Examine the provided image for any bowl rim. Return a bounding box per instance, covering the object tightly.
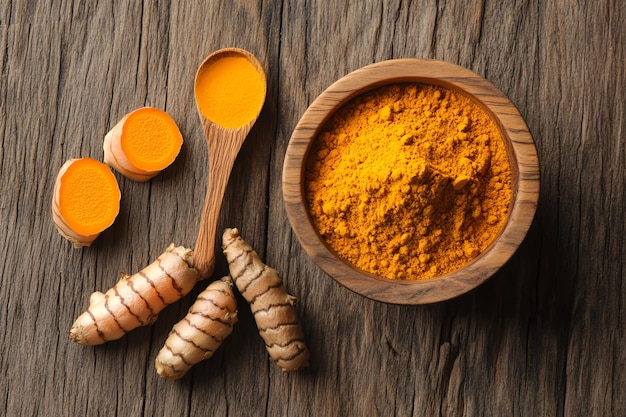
[282,58,540,305]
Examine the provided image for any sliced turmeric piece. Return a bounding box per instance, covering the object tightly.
[155,276,238,380]
[52,158,121,248]
[103,107,183,182]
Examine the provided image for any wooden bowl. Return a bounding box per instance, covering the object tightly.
[282,58,540,305]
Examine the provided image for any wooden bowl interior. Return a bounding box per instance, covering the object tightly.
[283,59,540,305]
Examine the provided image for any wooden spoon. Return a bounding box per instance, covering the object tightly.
[193,48,266,278]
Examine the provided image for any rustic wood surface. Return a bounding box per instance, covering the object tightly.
[1,1,624,416]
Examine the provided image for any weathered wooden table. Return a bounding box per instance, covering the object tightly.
[1,1,624,416]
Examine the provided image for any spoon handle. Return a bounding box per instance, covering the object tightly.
[193,123,248,278]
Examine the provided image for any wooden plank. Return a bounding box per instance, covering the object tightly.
[0,0,624,416]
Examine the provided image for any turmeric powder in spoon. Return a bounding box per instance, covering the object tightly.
[192,49,266,277]
[194,56,266,128]
[305,83,512,280]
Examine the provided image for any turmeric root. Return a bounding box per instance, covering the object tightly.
[103,107,183,182]
[155,276,238,380]
[222,228,310,372]
[52,158,121,248]
[69,244,201,345]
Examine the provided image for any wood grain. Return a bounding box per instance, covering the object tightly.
[1,0,624,416]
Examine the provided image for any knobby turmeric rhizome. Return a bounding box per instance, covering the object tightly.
[305,83,512,280]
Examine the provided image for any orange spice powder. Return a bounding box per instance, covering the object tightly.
[305,83,512,280]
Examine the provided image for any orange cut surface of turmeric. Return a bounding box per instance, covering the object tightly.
[120,108,183,171]
[195,56,266,128]
[58,158,121,236]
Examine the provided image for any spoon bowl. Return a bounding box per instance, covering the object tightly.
[193,48,266,278]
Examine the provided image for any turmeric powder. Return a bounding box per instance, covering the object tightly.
[194,56,266,128]
[305,83,512,280]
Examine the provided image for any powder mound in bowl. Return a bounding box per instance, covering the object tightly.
[304,83,512,280]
